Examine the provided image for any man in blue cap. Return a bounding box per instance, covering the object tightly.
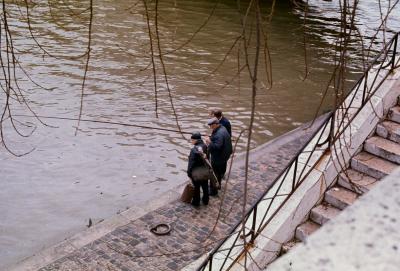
[205,117,232,196]
[210,109,232,137]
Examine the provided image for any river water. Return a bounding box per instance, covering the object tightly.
[0,0,399,268]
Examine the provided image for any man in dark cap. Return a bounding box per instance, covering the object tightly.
[187,132,209,206]
[205,117,232,196]
[210,109,232,137]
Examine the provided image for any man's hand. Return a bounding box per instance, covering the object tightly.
[205,136,211,145]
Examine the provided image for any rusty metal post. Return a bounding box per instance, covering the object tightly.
[250,206,258,244]
[391,34,398,72]
[328,115,335,148]
[292,158,298,191]
[362,72,368,105]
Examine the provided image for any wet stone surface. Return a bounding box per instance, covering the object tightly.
[39,127,318,271]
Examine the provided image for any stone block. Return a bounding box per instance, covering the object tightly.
[388,106,400,124]
[295,221,320,242]
[324,186,358,210]
[310,203,341,226]
[364,136,400,164]
[376,120,400,144]
[351,152,397,179]
[338,169,378,194]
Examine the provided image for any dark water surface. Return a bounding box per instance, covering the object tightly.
[0,0,399,268]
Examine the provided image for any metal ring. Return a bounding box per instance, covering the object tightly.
[150,223,171,236]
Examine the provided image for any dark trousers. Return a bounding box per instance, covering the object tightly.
[210,161,227,195]
[192,179,209,205]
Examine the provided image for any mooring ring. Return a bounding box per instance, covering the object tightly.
[150,223,171,236]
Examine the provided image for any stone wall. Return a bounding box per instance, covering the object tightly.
[267,167,400,271]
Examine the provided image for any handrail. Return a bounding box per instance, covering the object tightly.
[197,31,399,271]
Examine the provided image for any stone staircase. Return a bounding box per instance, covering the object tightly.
[280,98,400,255]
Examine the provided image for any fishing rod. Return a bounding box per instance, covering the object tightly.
[11,114,220,138]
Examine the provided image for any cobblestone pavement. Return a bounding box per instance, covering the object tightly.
[38,122,323,271]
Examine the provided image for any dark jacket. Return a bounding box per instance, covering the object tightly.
[187,140,208,178]
[219,116,232,137]
[208,125,232,164]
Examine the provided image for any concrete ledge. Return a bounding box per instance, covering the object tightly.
[8,189,180,271]
[239,63,400,270]
[268,167,400,271]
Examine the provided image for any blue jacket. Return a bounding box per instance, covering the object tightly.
[208,125,232,164]
[219,117,232,137]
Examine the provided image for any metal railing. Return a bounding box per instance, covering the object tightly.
[197,31,399,271]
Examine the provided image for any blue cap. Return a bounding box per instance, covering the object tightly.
[207,117,219,125]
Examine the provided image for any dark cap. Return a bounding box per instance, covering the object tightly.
[191,132,201,140]
[207,117,219,126]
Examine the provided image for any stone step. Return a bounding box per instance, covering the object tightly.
[364,136,400,164]
[310,203,341,226]
[280,239,300,255]
[351,152,397,179]
[388,106,400,124]
[295,221,320,242]
[398,95,400,106]
[338,169,378,194]
[376,121,400,144]
[324,186,358,210]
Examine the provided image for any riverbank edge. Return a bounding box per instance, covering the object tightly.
[8,114,329,271]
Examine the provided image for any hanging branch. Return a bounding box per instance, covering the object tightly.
[23,0,89,60]
[0,0,34,156]
[301,0,310,81]
[240,0,261,268]
[153,0,185,139]
[75,0,93,135]
[142,0,158,118]
[161,0,221,56]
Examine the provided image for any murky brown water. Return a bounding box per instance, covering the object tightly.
[0,0,399,268]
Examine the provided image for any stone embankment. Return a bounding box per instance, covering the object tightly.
[269,167,400,271]
[8,117,327,271]
[281,95,400,254]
